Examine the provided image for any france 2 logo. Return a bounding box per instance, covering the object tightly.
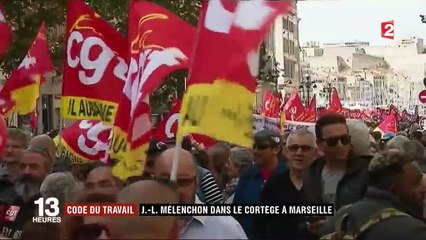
[381,20,394,40]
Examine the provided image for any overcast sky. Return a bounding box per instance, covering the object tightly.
[297,0,426,46]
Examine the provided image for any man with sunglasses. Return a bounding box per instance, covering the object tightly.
[304,113,369,234]
[154,147,247,239]
[233,129,287,239]
[253,129,318,240]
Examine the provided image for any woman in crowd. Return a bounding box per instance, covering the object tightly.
[223,147,253,204]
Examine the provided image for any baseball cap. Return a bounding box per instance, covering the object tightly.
[254,130,282,148]
[146,140,168,155]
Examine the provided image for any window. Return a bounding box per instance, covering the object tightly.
[289,21,294,33]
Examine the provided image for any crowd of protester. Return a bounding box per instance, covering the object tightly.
[0,113,425,239]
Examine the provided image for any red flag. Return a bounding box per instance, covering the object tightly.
[262,91,280,118]
[328,88,343,114]
[374,114,397,134]
[284,91,306,121]
[111,0,195,180]
[62,0,128,125]
[30,110,37,129]
[177,0,293,148]
[0,23,52,115]
[60,120,111,164]
[303,95,316,122]
[152,100,181,142]
[0,5,12,56]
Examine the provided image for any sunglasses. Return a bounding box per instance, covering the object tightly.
[321,134,351,147]
[74,223,109,240]
[287,145,314,152]
[155,176,196,187]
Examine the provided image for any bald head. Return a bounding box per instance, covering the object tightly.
[155,148,196,177]
[29,135,56,163]
[109,180,179,239]
[154,148,198,204]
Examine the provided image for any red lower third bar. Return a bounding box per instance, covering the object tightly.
[63,203,138,217]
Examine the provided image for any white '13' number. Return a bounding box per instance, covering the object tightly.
[77,120,111,159]
[34,197,60,217]
[67,31,127,85]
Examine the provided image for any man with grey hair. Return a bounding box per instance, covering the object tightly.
[347,120,374,161]
[254,129,317,239]
[0,146,54,239]
[402,140,426,172]
[40,171,77,215]
[386,135,410,152]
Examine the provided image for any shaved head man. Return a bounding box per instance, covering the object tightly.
[154,148,198,204]
[85,165,122,195]
[105,180,179,239]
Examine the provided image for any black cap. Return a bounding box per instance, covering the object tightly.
[254,129,282,147]
[146,140,168,155]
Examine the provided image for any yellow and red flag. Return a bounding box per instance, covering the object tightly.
[58,120,111,164]
[0,23,52,115]
[374,114,397,134]
[111,0,195,180]
[177,0,293,148]
[0,4,12,56]
[61,0,128,125]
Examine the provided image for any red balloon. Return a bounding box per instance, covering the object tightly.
[0,115,7,157]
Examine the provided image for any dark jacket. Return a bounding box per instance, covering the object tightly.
[233,161,287,239]
[253,170,317,240]
[319,187,426,240]
[304,155,369,211]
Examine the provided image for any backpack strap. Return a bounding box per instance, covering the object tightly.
[354,208,410,238]
[320,204,353,240]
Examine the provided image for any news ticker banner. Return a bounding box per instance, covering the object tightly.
[31,197,334,224]
[62,203,334,217]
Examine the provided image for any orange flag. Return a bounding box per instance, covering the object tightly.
[284,91,306,121]
[304,94,316,122]
[374,114,397,134]
[111,0,195,180]
[177,0,293,148]
[0,23,53,115]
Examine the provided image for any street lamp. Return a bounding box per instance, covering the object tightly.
[322,82,334,106]
[299,76,316,106]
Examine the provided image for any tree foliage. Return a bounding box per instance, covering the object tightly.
[0,0,201,111]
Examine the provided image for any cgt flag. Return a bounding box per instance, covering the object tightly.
[304,94,316,123]
[374,114,397,134]
[152,99,181,142]
[111,0,195,180]
[177,0,293,148]
[59,120,111,165]
[62,0,128,125]
[0,4,12,56]
[0,23,52,115]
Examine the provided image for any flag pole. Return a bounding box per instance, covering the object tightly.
[57,112,64,155]
[170,140,181,181]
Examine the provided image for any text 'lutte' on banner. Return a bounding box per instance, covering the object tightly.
[61,0,128,125]
[177,0,293,148]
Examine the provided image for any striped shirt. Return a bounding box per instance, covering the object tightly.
[200,171,224,204]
